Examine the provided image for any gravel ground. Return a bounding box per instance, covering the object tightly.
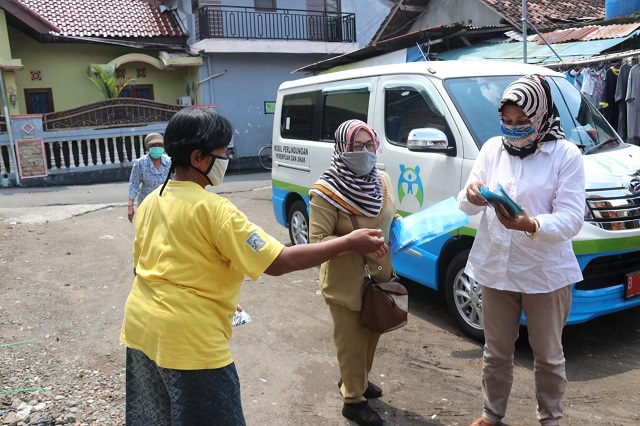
[3,188,640,426]
[1,358,124,426]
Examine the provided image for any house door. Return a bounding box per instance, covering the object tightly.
[306,0,342,41]
[24,88,54,114]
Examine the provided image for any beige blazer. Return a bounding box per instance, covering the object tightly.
[309,172,397,311]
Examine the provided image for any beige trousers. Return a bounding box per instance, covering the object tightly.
[481,285,572,426]
[329,303,381,404]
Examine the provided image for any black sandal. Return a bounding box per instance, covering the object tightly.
[338,378,383,399]
[342,401,384,426]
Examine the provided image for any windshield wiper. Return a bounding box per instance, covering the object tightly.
[584,138,619,155]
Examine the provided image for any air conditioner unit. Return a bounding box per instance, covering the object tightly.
[177,96,192,106]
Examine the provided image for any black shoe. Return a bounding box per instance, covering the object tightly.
[338,378,383,399]
[342,401,384,426]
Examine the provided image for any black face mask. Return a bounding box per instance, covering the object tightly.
[502,140,538,159]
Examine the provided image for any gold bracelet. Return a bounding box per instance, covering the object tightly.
[524,218,540,240]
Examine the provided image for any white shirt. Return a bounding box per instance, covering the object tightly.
[457,137,585,293]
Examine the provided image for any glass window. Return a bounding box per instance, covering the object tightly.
[443,77,505,148]
[444,76,620,151]
[548,76,619,151]
[118,84,154,100]
[255,0,276,10]
[384,86,453,147]
[281,92,316,140]
[321,91,369,140]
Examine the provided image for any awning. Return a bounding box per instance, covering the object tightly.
[0,57,23,70]
[158,51,203,67]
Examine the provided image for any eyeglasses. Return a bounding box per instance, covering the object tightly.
[349,140,380,152]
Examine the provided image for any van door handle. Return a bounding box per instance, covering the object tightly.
[406,249,422,257]
[376,162,386,171]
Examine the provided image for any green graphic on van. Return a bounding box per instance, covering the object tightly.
[398,165,424,207]
[593,156,628,173]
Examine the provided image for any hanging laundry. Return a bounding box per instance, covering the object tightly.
[616,62,632,140]
[602,66,619,128]
[626,64,640,140]
[581,67,607,108]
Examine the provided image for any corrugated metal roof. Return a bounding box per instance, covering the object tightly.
[16,0,184,38]
[531,23,640,44]
[434,33,637,64]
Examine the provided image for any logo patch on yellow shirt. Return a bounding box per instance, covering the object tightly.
[246,232,266,252]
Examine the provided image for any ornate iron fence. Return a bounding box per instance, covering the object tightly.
[195,5,356,43]
[0,99,209,184]
[42,98,183,130]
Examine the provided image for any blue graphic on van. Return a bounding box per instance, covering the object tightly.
[398,165,424,207]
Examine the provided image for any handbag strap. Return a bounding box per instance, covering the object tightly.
[349,214,372,279]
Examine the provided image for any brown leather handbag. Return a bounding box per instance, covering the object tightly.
[350,215,408,334]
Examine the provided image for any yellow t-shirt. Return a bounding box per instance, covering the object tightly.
[120,180,284,370]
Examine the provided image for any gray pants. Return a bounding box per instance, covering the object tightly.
[480,285,572,426]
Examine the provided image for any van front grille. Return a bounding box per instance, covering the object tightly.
[584,169,640,231]
[575,251,640,291]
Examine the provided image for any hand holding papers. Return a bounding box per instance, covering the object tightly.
[478,184,523,218]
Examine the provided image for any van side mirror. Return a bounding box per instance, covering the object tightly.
[407,128,451,152]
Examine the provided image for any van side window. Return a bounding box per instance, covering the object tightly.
[385,88,452,146]
[322,91,369,140]
[281,92,316,140]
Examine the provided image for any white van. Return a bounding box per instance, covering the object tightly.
[270,61,640,341]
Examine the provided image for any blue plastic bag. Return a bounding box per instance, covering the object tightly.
[390,197,469,254]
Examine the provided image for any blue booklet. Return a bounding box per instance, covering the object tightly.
[390,197,469,254]
[478,184,523,218]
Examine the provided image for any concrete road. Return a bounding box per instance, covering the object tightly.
[0,172,272,224]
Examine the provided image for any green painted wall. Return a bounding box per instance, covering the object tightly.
[8,26,200,113]
[0,10,12,59]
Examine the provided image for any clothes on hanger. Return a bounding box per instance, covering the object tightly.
[626,64,640,140]
[602,65,619,128]
[616,62,632,140]
[581,67,607,109]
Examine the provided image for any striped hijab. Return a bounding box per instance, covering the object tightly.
[499,74,564,157]
[309,119,383,217]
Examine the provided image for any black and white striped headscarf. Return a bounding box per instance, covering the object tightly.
[499,74,565,157]
[309,119,383,217]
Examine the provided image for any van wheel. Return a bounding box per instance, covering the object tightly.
[288,200,309,246]
[445,250,485,342]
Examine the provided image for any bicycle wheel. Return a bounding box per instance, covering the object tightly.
[258,145,272,170]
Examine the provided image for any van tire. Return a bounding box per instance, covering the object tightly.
[288,200,309,246]
[444,250,485,342]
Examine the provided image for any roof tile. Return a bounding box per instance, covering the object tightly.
[481,0,605,29]
[16,0,183,39]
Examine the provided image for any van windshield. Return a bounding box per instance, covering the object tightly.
[444,75,621,153]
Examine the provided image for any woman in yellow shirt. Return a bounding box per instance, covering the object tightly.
[120,108,385,426]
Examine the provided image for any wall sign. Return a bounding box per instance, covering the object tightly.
[264,101,276,114]
[15,138,48,178]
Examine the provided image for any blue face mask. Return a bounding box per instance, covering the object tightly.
[149,147,164,159]
[500,123,536,148]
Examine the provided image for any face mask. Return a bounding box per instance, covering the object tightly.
[341,151,377,176]
[148,147,164,159]
[500,123,536,148]
[206,157,229,186]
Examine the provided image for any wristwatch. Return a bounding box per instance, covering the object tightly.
[524,217,540,240]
